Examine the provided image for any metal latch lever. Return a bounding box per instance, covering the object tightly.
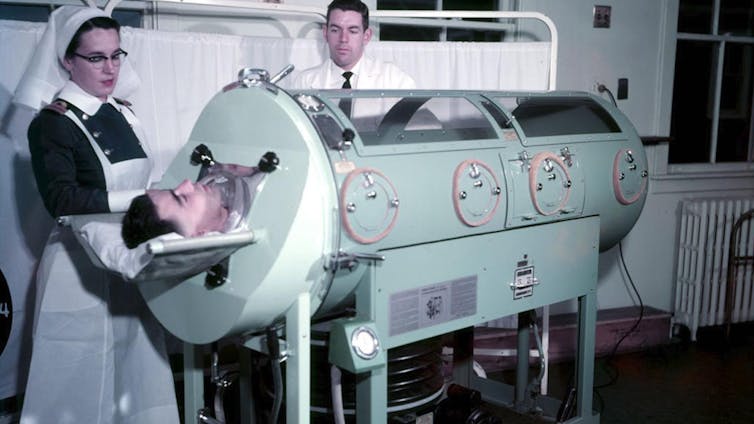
[328,251,385,271]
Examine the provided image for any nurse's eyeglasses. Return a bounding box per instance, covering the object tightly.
[72,49,128,69]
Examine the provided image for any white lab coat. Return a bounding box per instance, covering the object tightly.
[292,56,416,130]
[292,55,416,90]
[20,85,179,424]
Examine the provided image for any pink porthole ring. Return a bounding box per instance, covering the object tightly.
[528,151,572,216]
[613,148,647,205]
[339,167,399,244]
[452,159,502,227]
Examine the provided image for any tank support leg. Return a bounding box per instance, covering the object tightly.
[184,342,205,424]
[575,291,597,420]
[286,292,311,424]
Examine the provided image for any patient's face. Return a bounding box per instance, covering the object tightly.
[148,179,228,236]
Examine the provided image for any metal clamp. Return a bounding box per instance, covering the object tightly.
[518,150,532,170]
[238,68,270,87]
[327,250,386,272]
[560,147,574,167]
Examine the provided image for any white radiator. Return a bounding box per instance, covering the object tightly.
[674,197,754,340]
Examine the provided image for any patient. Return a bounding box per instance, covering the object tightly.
[122,163,263,248]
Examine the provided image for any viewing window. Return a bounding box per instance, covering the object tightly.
[330,95,497,145]
[504,96,621,137]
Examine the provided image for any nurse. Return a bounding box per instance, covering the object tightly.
[17,6,179,424]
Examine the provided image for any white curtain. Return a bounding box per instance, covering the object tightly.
[0,18,551,399]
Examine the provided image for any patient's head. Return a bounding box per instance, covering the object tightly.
[122,179,228,248]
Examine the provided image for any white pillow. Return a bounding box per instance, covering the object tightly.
[75,216,242,283]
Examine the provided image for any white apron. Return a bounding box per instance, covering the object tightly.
[21,106,179,424]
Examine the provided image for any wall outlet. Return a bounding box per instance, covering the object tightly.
[593,79,605,93]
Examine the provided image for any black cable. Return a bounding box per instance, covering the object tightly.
[597,84,617,107]
[594,240,645,390]
[556,225,646,420]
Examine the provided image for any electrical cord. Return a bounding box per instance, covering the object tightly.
[597,84,617,107]
[594,240,645,390]
[556,240,645,421]
[528,310,546,399]
[266,327,283,424]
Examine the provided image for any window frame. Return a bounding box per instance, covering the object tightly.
[669,1,754,172]
[376,0,516,42]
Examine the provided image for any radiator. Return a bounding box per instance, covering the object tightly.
[674,197,754,340]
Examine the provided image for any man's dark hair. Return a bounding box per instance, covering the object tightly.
[327,0,369,29]
[121,194,178,249]
[65,16,122,60]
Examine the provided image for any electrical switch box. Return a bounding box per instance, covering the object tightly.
[617,78,628,99]
[593,5,611,28]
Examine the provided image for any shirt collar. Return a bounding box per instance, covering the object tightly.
[57,80,119,116]
[329,57,364,86]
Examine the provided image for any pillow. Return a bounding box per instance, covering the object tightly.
[73,213,246,283]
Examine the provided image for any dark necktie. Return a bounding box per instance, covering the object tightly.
[339,71,353,117]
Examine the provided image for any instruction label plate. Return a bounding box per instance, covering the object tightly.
[389,275,477,336]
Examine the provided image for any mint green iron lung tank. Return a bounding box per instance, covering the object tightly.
[140,70,648,344]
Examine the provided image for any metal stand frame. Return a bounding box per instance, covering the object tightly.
[182,218,601,423]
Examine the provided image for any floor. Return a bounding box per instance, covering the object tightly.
[4,324,751,424]
[182,321,754,424]
[487,322,754,424]
[592,323,754,424]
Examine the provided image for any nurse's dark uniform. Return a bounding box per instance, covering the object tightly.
[22,80,179,424]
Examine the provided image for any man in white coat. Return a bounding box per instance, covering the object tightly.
[293,0,416,129]
[293,0,415,90]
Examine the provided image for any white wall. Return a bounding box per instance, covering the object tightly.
[518,0,675,136]
[518,0,754,315]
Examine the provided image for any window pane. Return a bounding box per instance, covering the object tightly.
[377,0,501,41]
[377,0,435,9]
[444,0,497,10]
[446,29,501,42]
[442,0,501,41]
[377,0,438,41]
[669,40,716,163]
[0,5,142,27]
[677,0,714,34]
[719,0,754,36]
[113,10,144,28]
[0,5,50,22]
[379,25,441,41]
[716,43,752,162]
